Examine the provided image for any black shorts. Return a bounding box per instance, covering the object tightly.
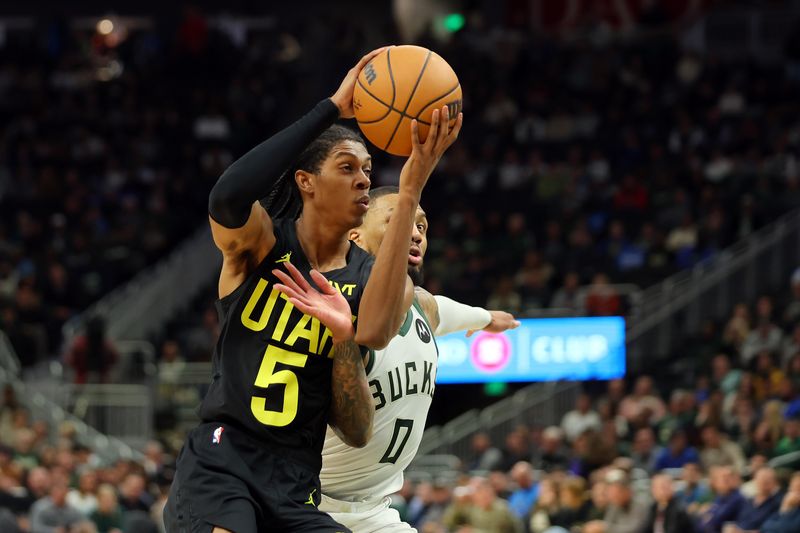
[164,422,349,533]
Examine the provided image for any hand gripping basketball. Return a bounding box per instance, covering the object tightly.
[331,46,391,119]
[272,262,355,344]
[399,105,463,200]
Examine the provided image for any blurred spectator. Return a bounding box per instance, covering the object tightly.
[89,484,123,533]
[499,429,531,472]
[66,470,98,516]
[550,476,591,531]
[30,478,83,533]
[488,471,513,500]
[549,272,583,313]
[761,472,800,533]
[157,341,185,388]
[657,390,695,444]
[741,319,783,368]
[407,481,433,528]
[711,354,742,396]
[442,477,521,533]
[676,463,713,511]
[697,465,745,533]
[733,467,783,531]
[63,317,119,384]
[773,417,800,456]
[583,274,621,317]
[508,461,539,520]
[487,277,522,315]
[142,442,166,483]
[700,426,747,474]
[654,429,700,471]
[723,304,751,353]
[532,427,569,473]
[630,427,663,473]
[619,376,667,426]
[527,477,558,533]
[466,432,502,472]
[644,473,695,533]
[603,469,650,533]
[561,393,602,443]
[587,480,609,521]
[117,474,152,514]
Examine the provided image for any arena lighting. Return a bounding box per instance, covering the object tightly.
[442,13,465,32]
[435,316,626,383]
[96,18,114,35]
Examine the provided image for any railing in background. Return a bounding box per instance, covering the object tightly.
[62,225,220,343]
[627,208,800,373]
[68,384,153,448]
[417,382,580,460]
[0,334,143,463]
[0,331,20,378]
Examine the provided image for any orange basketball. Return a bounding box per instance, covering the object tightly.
[353,45,462,156]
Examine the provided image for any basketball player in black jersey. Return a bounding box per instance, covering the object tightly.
[164,46,463,533]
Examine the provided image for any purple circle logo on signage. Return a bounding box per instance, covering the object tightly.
[470,332,511,373]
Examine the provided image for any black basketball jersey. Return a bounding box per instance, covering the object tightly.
[199,218,374,472]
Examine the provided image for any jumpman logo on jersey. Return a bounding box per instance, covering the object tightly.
[275,251,292,263]
[304,488,317,506]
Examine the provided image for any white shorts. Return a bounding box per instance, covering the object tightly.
[320,494,417,533]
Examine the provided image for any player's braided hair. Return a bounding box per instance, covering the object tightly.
[262,125,366,219]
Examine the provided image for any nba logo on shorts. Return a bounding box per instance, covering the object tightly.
[212,426,224,444]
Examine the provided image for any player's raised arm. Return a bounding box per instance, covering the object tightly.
[209,47,388,298]
[415,288,520,337]
[355,106,463,349]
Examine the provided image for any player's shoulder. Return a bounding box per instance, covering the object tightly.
[348,241,375,275]
[413,287,440,332]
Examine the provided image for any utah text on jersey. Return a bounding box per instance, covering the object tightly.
[239,277,357,359]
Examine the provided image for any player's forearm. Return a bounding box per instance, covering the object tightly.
[355,193,417,348]
[208,99,339,228]
[329,339,373,448]
[434,295,492,336]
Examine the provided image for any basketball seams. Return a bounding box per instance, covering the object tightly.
[387,47,397,108]
[354,46,460,155]
[383,51,432,151]
[412,82,461,119]
[355,78,393,124]
[356,78,393,109]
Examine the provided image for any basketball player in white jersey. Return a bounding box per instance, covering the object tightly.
[316,185,519,532]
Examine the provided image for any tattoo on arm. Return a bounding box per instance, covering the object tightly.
[329,339,374,448]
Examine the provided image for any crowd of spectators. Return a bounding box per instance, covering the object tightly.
[6,267,800,532]
[383,266,800,533]
[3,4,800,533]
[3,4,800,371]
[0,385,172,533]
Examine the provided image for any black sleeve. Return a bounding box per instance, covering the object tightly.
[208,98,340,228]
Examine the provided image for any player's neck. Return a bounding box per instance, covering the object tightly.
[294,214,351,272]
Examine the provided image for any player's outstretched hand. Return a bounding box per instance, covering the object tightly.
[466,310,521,338]
[272,262,355,344]
[401,105,463,200]
[331,46,391,118]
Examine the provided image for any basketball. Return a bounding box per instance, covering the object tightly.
[353,45,462,156]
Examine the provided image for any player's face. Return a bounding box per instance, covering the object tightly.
[351,193,428,284]
[300,140,372,228]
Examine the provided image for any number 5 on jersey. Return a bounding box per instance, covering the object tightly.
[251,345,308,427]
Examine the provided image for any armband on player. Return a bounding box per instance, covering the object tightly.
[433,295,492,336]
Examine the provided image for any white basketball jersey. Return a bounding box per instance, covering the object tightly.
[320,299,438,502]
